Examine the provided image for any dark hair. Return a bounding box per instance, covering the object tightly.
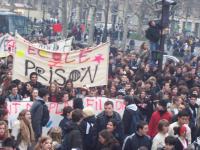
[104,101,114,107]
[158,119,169,132]
[72,109,83,122]
[165,136,176,145]
[124,96,135,105]
[10,83,18,90]
[107,119,117,128]
[2,137,17,148]
[136,121,148,131]
[177,110,189,118]
[30,72,38,79]
[62,106,73,116]
[189,94,197,99]
[73,98,83,109]
[0,108,8,120]
[99,129,118,145]
[173,126,181,136]
[38,88,49,98]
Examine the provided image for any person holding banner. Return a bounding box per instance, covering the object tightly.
[48,82,61,103]
[27,72,43,90]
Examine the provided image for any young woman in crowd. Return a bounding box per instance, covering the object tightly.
[34,136,53,150]
[1,71,12,96]
[22,82,34,98]
[151,119,169,150]
[30,88,39,101]
[106,119,124,145]
[48,82,61,102]
[169,96,185,115]
[174,125,188,150]
[98,129,121,150]
[139,42,150,64]
[0,121,9,148]
[11,109,35,150]
[47,127,62,150]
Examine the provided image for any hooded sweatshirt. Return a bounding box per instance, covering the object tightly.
[122,104,143,137]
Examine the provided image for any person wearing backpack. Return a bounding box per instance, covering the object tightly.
[80,107,96,150]
[122,96,144,137]
[30,88,50,141]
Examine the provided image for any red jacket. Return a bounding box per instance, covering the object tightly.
[148,111,172,138]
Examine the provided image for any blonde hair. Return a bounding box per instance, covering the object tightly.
[47,127,62,144]
[0,121,9,139]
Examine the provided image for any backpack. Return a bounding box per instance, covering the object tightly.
[129,109,141,134]
[84,122,95,149]
[32,100,50,126]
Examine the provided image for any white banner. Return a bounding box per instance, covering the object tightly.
[0,34,15,57]
[13,35,109,87]
[33,38,72,52]
[7,97,125,133]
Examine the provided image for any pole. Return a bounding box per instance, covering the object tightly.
[102,0,110,43]
[88,0,98,46]
[158,0,165,71]
[62,0,68,38]
[122,0,128,50]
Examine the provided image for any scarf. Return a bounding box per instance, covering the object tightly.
[19,120,35,145]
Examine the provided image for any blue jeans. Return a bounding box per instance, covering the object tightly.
[149,42,159,64]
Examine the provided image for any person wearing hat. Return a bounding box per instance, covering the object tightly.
[80,107,96,150]
[148,99,172,138]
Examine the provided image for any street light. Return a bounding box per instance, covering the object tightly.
[157,0,176,70]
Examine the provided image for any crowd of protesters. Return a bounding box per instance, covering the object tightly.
[1,21,200,150]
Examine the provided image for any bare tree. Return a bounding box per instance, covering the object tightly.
[88,0,99,46]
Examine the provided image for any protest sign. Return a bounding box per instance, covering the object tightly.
[16,33,72,52]
[7,97,125,133]
[33,37,72,52]
[13,35,109,87]
[0,34,15,57]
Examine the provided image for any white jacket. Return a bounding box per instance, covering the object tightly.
[168,122,191,144]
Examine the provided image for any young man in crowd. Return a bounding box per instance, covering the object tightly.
[61,109,83,150]
[94,101,123,135]
[122,96,143,137]
[30,88,50,141]
[148,100,172,138]
[27,72,43,89]
[6,84,22,101]
[94,101,124,149]
[122,121,151,150]
[168,110,191,144]
[185,94,199,142]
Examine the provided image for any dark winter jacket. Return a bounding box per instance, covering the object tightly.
[59,116,71,138]
[94,111,124,149]
[174,138,188,150]
[30,98,50,140]
[122,104,143,137]
[95,111,123,135]
[122,132,151,150]
[80,116,96,150]
[61,121,83,150]
[146,26,160,43]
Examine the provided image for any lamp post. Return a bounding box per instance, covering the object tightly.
[157,0,177,70]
